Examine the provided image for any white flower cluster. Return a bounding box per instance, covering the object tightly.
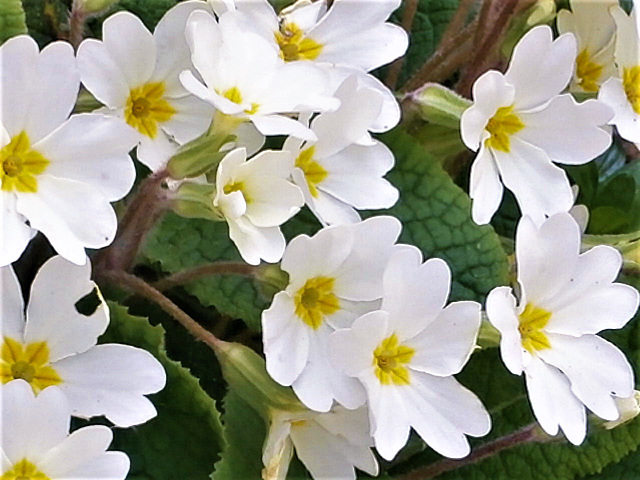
[1,0,640,479]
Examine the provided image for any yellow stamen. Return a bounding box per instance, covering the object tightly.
[575,49,603,93]
[0,132,49,193]
[0,337,62,394]
[373,333,415,386]
[1,458,50,480]
[295,146,328,198]
[518,303,552,354]
[124,82,176,139]
[293,276,340,329]
[220,87,260,115]
[623,66,640,115]
[274,21,323,62]
[485,105,525,153]
[223,180,251,204]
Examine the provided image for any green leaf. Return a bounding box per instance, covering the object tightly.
[143,215,268,331]
[102,302,224,480]
[582,450,640,479]
[391,0,460,87]
[22,0,69,46]
[380,128,510,302]
[212,389,266,480]
[0,0,27,43]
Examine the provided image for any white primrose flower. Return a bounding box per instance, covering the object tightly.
[181,9,337,141]
[460,25,613,226]
[0,35,139,266]
[211,0,408,132]
[329,246,491,461]
[0,256,167,427]
[213,148,304,265]
[263,405,378,480]
[556,0,618,93]
[77,3,216,171]
[1,380,129,480]
[284,76,399,226]
[486,213,639,445]
[262,216,402,412]
[599,2,640,144]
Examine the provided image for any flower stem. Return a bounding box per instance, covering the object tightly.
[153,261,259,291]
[384,0,420,89]
[68,0,89,49]
[396,423,550,480]
[98,269,223,350]
[94,169,171,273]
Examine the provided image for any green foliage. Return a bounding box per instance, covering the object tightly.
[22,0,69,46]
[212,389,267,480]
[0,0,27,43]
[380,128,510,302]
[102,302,224,480]
[391,0,461,87]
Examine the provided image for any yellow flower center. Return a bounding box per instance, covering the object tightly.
[223,180,251,203]
[1,459,50,480]
[518,303,552,354]
[0,337,62,394]
[373,333,415,386]
[295,146,328,198]
[623,66,640,115]
[0,132,49,193]
[220,87,260,115]
[274,21,323,62]
[124,82,176,139]
[575,49,603,93]
[293,276,340,329]
[484,105,525,153]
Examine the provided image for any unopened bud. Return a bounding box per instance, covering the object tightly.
[171,181,223,222]
[256,264,290,301]
[75,0,120,14]
[603,391,640,430]
[167,134,230,180]
[411,83,471,130]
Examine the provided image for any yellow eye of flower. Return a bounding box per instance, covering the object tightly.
[293,276,340,329]
[575,49,603,93]
[0,132,49,193]
[223,180,251,204]
[220,87,260,115]
[518,303,552,354]
[295,146,328,198]
[373,333,415,386]
[274,21,323,62]
[124,82,176,139]
[1,458,50,480]
[0,337,62,394]
[623,66,640,115]
[485,105,525,153]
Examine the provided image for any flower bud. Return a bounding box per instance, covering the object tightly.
[214,340,305,415]
[74,0,120,14]
[603,391,640,430]
[411,83,471,130]
[171,181,223,222]
[255,264,290,301]
[167,134,230,180]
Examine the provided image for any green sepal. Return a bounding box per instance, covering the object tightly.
[411,83,471,129]
[172,181,223,222]
[168,134,232,180]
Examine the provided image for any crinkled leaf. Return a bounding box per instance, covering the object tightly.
[380,128,510,302]
[101,302,224,480]
[0,0,27,43]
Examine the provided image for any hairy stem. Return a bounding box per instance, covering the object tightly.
[397,423,549,480]
[455,0,522,97]
[68,0,88,49]
[153,261,259,291]
[99,269,222,350]
[94,170,171,273]
[384,0,420,89]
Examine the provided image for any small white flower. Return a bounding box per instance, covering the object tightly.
[262,216,402,412]
[77,4,216,171]
[0,256,167,427]
[329,246,490,461]
[213,0,407,132]
[263,405,378,480]
[0,35,139,266]
[284,76,399,226]
[461,25,613,225]
[214,148,304,265]
[486,213,639,445]
[0,380,130,479]
[599,2,640,144]
[556,0,618,93]
[181,9,337,141]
